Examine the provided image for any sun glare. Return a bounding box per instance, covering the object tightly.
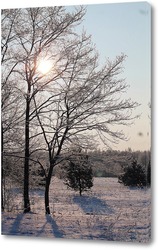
[38,59,52,75]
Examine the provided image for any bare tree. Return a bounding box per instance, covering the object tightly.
[32,32,138,214]
[1,6,86,212]
[2,6,139,215]
[1,9,25,211]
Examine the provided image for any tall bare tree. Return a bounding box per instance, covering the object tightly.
[1,6,86,212]
[33,32,138,214]
[1,9,25,211]
[2,6,139,215]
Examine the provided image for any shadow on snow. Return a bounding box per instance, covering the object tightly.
[9,213,24,235]
[7,213,64,238]
[45,214,64,238]
[73,195,114,215]
[36,214,64,238]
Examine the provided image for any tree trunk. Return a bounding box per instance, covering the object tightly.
[79,177,82,196]
[44,128,68,214]
[24,96,31,213]
[45,178,50,214]
[79,188,82,196]
[44,161,54,214]
[1,124,4,211]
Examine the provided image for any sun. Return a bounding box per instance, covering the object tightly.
[37,59,52,75]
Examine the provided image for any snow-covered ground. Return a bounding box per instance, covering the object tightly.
[1,177,151,242]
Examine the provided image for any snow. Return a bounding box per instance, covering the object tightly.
[1,177,151,242]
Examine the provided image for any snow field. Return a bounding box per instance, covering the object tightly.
[1,177,151,242]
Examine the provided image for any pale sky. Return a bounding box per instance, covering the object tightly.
[1,1,151,151]
[68,2,151,151]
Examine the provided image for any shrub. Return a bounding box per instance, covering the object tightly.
[118,160,147,187]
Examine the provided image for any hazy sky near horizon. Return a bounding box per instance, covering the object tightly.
[69,2,151,151]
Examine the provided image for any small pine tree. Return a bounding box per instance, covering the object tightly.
[118,159,147,187]
[64,154,93,196]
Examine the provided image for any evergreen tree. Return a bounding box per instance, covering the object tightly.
[64,154,93,196]
[118,160,147,187]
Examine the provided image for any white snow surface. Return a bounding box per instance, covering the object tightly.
[1,177,151,242]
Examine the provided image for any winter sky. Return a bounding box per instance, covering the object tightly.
[1,1,151,151]
[86,2,151,151]
[68,1,151,151]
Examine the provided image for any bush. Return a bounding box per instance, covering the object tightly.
[118,160,147,187]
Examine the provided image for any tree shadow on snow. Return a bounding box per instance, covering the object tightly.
[36,215,64,238]
[9,213,24,235]
[73,195,114,215]
[45,215,64,238]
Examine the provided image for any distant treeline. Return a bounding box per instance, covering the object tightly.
[3,149,151,187]
[88,149,151,178]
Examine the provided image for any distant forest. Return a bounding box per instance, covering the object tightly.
[88,149,150,178]
[53,149,151,179]
[3,149,150,188]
